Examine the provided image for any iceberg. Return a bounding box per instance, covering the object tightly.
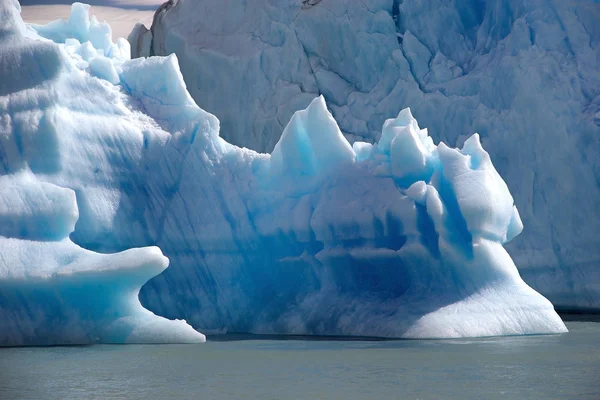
[131,0,600,311]
[0,1,566,344]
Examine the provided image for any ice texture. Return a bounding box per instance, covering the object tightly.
[0,1,567,342]
[131,0,600,310]
[0,1,204,346]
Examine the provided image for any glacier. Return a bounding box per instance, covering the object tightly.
[130,0,600,311]
[0,1,567,345]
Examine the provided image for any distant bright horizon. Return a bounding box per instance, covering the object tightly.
[19,0,162,39]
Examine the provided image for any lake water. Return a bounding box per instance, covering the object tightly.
[1,320,599,400]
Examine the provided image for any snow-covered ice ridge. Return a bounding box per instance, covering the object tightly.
[131,0,600,311]
[0,1,567,345]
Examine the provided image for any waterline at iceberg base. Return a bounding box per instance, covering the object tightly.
[0,2,566,345]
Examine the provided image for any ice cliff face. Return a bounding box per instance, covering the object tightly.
[1,2,567,343]
[131,0,600,310]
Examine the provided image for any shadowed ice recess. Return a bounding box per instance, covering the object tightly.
[0,2,566,345]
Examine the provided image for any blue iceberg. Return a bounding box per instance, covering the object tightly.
[0,2,566,345]
[131,0,600,311]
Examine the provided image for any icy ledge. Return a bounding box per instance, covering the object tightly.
[0,2,566,342]
[0,174,205,346]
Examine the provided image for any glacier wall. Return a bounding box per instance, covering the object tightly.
[131,0,600,310]
[0,1,567,341]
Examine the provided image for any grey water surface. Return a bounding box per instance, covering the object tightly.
[1,321,599,400]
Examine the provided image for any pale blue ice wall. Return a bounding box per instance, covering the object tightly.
[133,0,600,310]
